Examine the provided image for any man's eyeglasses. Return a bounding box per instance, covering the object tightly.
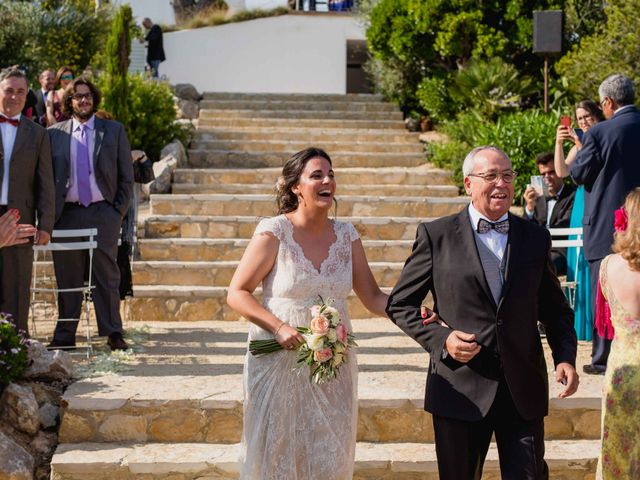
[71,93,92,101]
[600,97,610,109]
[468,171,518,184]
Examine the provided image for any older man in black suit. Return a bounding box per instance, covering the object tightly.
[570,74,640,375]
[0,67,55,335]
[387,146,578,480]
[47,78,133,351]
[523,152,576,275]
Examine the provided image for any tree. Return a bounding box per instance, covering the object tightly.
[556,0,639,100]
[102,4,133,126]
[365,0,562,115]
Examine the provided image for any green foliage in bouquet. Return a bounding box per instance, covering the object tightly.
[0,313,30,388]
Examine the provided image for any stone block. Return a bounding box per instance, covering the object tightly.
[98,414,147,442]
[205,410,242,443]
[160,141,187,168]
[148,409,206,441]
[0,431,34,480]
[58,412,94,443]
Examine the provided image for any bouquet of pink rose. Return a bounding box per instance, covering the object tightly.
[249,297,357,384]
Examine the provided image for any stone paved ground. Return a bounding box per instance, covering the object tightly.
[50,319,602,479]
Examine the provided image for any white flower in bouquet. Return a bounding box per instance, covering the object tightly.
[306,333,325,351]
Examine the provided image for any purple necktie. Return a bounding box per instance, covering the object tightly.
[76,124,92,207]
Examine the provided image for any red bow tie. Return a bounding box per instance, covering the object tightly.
[0,116,19,127]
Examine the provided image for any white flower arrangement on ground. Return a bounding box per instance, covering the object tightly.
[249,296,357,384]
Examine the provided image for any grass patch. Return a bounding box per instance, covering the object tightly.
[163,6,290,32]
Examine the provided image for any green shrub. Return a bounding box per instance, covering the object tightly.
[0,313,30,388]
[125,75,189,161]
[472,109,559,202]
[429,109,559,203]
[416,75,455,122]
[451,58,534,121]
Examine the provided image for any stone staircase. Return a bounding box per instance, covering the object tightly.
[50,93,601,479]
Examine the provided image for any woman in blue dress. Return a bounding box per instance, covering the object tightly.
[554,100,605,340]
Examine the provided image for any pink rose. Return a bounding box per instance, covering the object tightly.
[314,347,333,363]
[310,316,329,335]
[336,323,348,343]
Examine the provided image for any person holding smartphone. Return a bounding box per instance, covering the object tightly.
[553,101,605,345]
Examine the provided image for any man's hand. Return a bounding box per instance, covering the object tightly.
[445,330,481,363]
[555,362,579,398]
[523,185,539,214]
[34,230,50,246]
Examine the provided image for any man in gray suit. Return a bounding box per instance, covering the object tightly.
[0,67,55,335]
[47,77,133,351]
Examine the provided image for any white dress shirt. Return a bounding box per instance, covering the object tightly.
[0,113,21,205]
[467,203,508,262]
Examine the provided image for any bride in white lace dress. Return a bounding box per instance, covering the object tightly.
[227,147,389,479]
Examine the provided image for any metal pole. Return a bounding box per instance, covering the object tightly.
[544,55,549,113]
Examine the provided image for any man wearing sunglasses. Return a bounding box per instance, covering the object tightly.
[47,78,133,351]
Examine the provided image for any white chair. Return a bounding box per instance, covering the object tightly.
[30,228,98,356]
[549,227,583,309]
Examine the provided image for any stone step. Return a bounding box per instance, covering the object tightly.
[173,166,453,187]
[198,108,403,121]
[137,238,414,262]
[186,150,425,168]
[51,439,598,479]
[201,92,385,102]
[127,286,390,321]
[197,117,404,130]
[130,261,402,288]
[144,215,430,241]
[172,182,459,197]
[57,320,601,445]
[149,194,469,218]
[189,139,424,154]
[199,99,399,113]
[193,128,421,144]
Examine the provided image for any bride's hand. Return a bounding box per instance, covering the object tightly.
[421,306,450,328]
[275,323,305,350]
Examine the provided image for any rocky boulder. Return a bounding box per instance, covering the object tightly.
[1,383,40,436]
[0,430,34,480]
[173,83,202,101]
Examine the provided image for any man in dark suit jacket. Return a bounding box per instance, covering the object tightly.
[47,77,133,351]
[570,73,640,375]
[387,146,578,480]
[0,67,55,335]
[34,70,55,127]
[142,17,166,78]
[523,151,576,275]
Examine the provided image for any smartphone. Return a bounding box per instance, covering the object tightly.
[560,115,572,128]
[573,128,584,142]
[530,175,548,196]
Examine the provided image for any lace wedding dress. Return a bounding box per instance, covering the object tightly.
[240,215,359,479]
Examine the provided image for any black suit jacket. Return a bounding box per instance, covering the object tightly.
[33,90,48,126]
[0,116,55,233]
[386,208,576,422]
[145,24,166,62]
[48,117,134,221]
[570,106,640,261]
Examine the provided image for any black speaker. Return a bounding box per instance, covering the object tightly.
[533,10,563,54]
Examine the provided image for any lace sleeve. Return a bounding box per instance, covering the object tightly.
[253,216,283,240]
[344,222,360,242]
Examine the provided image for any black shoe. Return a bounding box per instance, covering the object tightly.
[47,340,76,351]
[107,332,129,351]
[582,364,605,375]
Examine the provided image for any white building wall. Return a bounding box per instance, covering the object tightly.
[111,0,176,26]
[161,15,366,93]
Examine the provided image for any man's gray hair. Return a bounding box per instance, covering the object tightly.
[0,67,28,83]
[462,145,511,177]
[598,74,635,106]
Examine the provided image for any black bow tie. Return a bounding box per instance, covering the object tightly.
[477,218,509,234]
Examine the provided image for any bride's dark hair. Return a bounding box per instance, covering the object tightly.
[276,147,334,215]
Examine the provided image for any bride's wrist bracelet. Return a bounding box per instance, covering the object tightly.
[273,322,285,336]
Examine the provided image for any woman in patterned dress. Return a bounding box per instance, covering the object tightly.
[597,187,640,479]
